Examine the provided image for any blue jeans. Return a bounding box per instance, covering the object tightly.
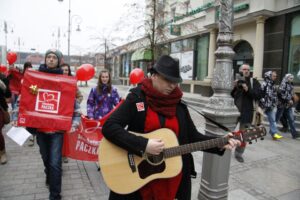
[265,107,279,136]
[37,132,63,200]
[276,107,297,137]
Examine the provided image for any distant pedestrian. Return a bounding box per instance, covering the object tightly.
[231,64,262,162]
[0,70,11,164]
[276,74,300,139]
[61,63,83,104]
[259,71,283,140]
[87,69,120,120]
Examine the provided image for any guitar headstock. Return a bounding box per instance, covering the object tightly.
[233,126,267,144]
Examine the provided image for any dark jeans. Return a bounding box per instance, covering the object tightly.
[26,127,37,136]
[0,131,4,151]
[37,132,63,200]
[276,107,297,137]
[280,109,289,129]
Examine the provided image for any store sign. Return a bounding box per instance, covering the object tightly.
[170,51,194,80]
[170,24,181,36]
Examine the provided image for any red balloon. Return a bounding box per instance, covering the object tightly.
[130,68,144,84]
[76,64,95,81]
[0,65,7,73]
[7,52,17,65]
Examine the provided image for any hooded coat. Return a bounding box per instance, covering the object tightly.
[277,74,294,108]
[259,71,278,110]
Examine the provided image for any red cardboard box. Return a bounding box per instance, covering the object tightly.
[18,69,77,131]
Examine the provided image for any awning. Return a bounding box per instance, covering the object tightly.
[131,49,152,61]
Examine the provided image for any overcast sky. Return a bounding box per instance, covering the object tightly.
[0,0,144,55]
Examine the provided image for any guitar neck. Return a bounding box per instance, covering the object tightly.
[164,137,228,158]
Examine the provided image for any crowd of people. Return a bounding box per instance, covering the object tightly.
[231,64,300,163]
[0,51,299,199]
[0,48,124,199]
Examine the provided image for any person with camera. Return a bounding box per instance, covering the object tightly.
[231,64,262,163]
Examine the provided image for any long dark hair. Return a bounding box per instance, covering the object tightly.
[60,63,72,76]
[23,62,32,74]
[97,69,112,94]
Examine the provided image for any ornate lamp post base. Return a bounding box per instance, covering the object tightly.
[198,1,239,199]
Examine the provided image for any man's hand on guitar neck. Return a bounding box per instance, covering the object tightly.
[145,138,165,155]
[223,133,241,150]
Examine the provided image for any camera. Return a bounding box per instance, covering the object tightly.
[235,72,246,88]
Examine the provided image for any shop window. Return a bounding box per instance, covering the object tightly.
[171,39,194,53]
[171,41,181,53]
[182,38,195,51]
[195,35,209,81]
[288,15,300,83]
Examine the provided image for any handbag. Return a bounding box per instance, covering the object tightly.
[0,106,10,124]
[250,78,263,126]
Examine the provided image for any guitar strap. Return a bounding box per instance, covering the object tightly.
[181,100,231,132]
[158,114,166,128]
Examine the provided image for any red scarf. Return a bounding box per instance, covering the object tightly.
[140,107,182,200]
[141,78,183,118]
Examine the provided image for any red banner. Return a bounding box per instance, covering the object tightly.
[18,69,77,131]
[63,100,124,161]
[8,69,23,95]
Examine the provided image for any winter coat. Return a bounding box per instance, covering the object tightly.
[277,74,294,108]
[0,73,11,111]
[87,86,120,119]
[231,77,262,124]
[102,86,225,200]
[259,71,277,110]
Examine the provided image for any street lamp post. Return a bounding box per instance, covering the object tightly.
[1,20,14,64]
[58,0,81,64]
[67,0,71,63]
[198,0,238,199]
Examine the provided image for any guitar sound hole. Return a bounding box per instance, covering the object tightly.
[146,153,164,165]
[138,160,166,179]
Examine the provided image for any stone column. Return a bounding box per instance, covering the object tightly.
[198,0,239,199]
[204,29,217,82]
[253,16,266,79]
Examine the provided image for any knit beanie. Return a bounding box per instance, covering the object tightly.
[45,49,63,67]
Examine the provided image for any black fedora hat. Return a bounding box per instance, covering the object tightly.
[153,55,182,83]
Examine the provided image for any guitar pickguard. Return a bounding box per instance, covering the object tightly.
[138,160,166,179]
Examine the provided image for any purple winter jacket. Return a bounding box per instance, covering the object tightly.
[87,85,120,119]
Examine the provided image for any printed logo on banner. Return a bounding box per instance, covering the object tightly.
[35,89,61,114]
[19,117,26,124]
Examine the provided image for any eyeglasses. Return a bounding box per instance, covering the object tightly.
[242,69,250,71]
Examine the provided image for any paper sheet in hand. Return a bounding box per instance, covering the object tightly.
[6,127,31,146]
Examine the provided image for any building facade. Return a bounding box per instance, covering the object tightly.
[110,0,300,96]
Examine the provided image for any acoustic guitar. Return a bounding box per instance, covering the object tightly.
[98,127,266,194]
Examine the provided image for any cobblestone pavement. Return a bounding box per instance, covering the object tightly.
[0,78,299,200]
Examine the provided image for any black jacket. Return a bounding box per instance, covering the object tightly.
[231,77,261,124]
[0,73,11,111]
[102,87,224,200]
